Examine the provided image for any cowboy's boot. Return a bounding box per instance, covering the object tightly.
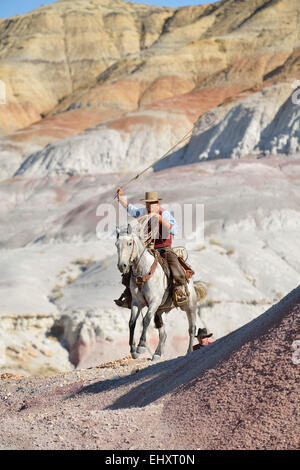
[162,248,189,306]
[172,281,189,307]
[114,271,132,309]
[114,286,132,308]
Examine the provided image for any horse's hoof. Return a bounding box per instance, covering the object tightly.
[131,351,140,359]
[151,354,161,362]
[136,346,146,354]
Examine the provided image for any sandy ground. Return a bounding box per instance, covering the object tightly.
[0,286,299,450]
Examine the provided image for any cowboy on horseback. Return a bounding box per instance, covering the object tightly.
[115,189,189,308]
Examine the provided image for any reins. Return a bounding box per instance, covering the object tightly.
[130,234,158,289]
[130,236,147,273]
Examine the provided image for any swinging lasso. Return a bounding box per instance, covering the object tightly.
[113,126,194,199]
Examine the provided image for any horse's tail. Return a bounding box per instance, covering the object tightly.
[194,280,208,303]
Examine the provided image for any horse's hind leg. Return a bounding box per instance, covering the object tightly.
[185,305,196,354]
[152,312,167,361]
[129,303,141,359]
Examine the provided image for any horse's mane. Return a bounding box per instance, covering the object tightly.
[118,213,160,253]
[117,223,139,237]
[117,223,157,260]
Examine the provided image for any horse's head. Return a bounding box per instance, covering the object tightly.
[115,223,140,274]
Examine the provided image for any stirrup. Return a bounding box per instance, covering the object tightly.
[173,285,189,307]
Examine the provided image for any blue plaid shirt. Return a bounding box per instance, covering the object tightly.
[127,203,178,236]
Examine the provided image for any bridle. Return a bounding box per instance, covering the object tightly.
[130,235,148,269]
[126,233,158,289]
[118,232,147,271]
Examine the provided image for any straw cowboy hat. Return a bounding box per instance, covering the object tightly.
[195,328,213,339]
[140,191,162,202]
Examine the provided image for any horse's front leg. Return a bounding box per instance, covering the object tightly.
[129,303,141,359]
[136,301,160,354]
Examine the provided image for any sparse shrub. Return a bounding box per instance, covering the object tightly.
[209,238,223,248]
[52,284,63,292]
[66,276,76,284]
[86,257,94,267]
[215,38,227,53]
[74,258,86,265]
[74,257,94,266]
[205,299,221,308]
[54,291,63,301]
[196,244,206,251]
[73,257,94,271]
[244,274,256,286]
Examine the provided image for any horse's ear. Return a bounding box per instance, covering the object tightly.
[127,223,132,234]
[116,226,120,238]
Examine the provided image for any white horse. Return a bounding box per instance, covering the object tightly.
[115,223,206,361]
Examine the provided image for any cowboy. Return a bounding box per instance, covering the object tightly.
[193,328,213,351]
[115,189,189,308]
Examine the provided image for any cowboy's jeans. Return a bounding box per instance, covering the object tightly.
[157,247,186,285]
[121,248,186,287]
[122,271,131,288]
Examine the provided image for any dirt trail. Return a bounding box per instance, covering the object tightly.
[0,286,299,450]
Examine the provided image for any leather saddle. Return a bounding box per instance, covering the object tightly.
[115,248,194,310]
[154,247,195,310]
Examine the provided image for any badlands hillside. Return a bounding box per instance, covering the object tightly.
[0,0,299,377]
[0,285,299,449]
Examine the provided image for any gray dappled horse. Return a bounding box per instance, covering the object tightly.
[115,223,200,361]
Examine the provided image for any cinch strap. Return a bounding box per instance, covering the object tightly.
[132,258,158,289]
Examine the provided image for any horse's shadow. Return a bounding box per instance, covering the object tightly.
[66,350,207,410]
